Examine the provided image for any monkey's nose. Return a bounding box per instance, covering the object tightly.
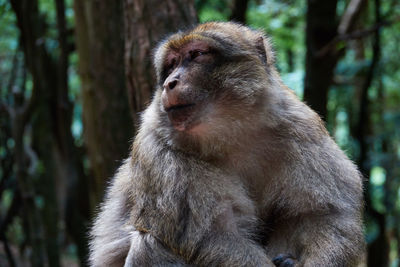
[165,79,178,90]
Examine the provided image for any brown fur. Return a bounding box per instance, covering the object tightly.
[89,22,365,267]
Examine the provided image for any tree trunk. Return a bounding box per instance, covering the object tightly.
[73,0,133,205]
[229,0,249,24]
[54,0,91,265]
[11,0,91,265]
[124,0,197,125]
[10,0,61,265]
[354,0,389,265]
[304,0,367,120]
[304,0,338,120]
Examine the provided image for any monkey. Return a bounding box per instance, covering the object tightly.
[89,22,365,267]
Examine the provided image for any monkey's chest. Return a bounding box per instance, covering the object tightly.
[132,184,259,250]
[132,189,198,245]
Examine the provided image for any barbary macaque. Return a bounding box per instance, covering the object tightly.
[89,22,365,267]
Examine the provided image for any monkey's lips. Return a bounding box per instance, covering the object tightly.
[165,103,197,129]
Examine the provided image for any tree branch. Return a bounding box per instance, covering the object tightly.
[338,0,367,35]
[317,16,400,57]
[313,0,365,59]
[0,190,20,267]
[6,42,21,99]
[338,16,400,41]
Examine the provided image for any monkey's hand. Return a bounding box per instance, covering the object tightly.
[266,212,364,267]
[272,254,297,267]
[190,231,275,267]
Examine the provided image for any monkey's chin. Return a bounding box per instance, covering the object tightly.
[167,104,198,131]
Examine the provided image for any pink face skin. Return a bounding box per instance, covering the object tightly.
[161,40,215,132]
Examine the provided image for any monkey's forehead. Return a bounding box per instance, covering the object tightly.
[166,33,214,50]
[153,22,272,77]
[193,22,258,38]
[173,22,260,47]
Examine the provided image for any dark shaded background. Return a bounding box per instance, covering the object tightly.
[1,0,399,266]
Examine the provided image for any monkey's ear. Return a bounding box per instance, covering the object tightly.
[255,35,275,67]
[255,36,267,65]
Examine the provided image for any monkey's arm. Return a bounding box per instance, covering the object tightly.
[89,161,134,267]
[265,141,365,267]
[300,213,364,266]
[90,160,189,267]
[192,230,274,267]
[180,182,275,267]
[124,231,189,267]
[266,211,364,267]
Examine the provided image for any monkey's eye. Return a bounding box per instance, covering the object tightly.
[190,50,207,60]
[165,59,177,74]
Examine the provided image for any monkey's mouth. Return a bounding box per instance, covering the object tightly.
[165,103,197,129]
[165,103,195,113]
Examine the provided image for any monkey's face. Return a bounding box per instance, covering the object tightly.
[160,40,217,132]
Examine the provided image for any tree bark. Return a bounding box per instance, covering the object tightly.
[73,0,133,205]
[229,0,249,24]
[304,0,367,120]
[124,0,197,126]
[354,0,389,265]
[11,0,91,265]
[54,0,91,265]
[10,0,61,265]
[304,0,338,120]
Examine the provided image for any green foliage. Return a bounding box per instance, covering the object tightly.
[370,166,387,212]
[196,0,230,21]
[247,0,306,74]
[6,217,25,246]
[69,52,84,145]
[0,0,18,93]
[0,190,13,214]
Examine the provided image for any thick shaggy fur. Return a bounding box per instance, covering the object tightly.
[89,22,365,267]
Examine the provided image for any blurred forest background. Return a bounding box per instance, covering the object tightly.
[0,0,399,266]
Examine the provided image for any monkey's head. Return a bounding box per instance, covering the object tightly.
[149,22,278,156]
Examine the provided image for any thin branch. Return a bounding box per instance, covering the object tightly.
[317,16,400,57]
[6,43,21,98]
[55,0,68,93]
[0,190,21,235]
[0,190,20,267]
[0,102,10,116]
[338,16,400,41]
[338,0,367,35]
[20,85,37,126]
[0,157,13,200]
[0,234,16,267]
